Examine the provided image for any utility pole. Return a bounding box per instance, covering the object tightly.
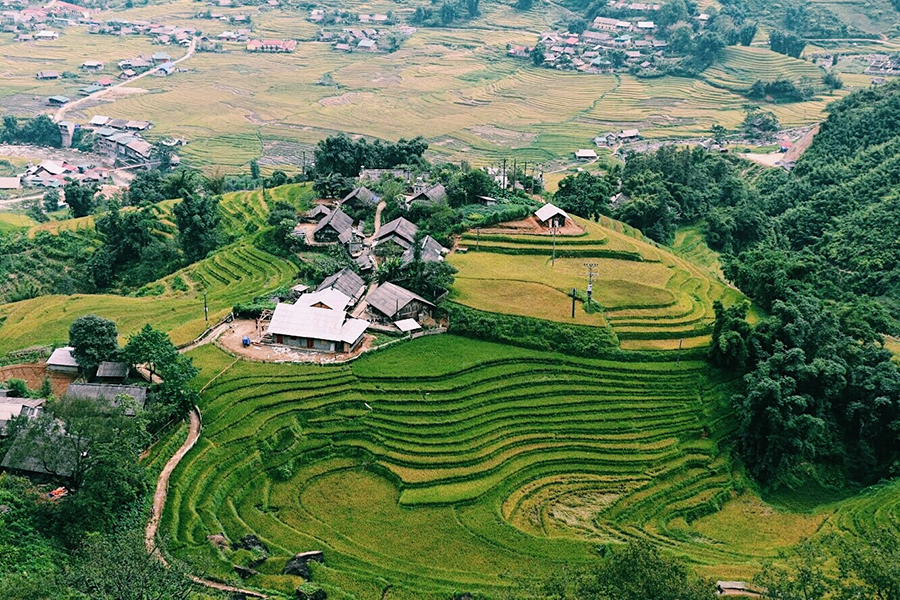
[203,290,209,323]
[551,222,558,266]
[501,158,507,190]
[512,158,517,191]
[584,262,598,307]
[571,288,576,318]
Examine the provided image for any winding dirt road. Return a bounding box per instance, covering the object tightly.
[144,326,267,598]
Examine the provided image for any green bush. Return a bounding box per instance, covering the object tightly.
[232,301,276,319]
[446,303,618,356]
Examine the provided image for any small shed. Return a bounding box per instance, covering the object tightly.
[47,95,70,105]
[575,148,597,160]
[394,318,421,333]
[46,347,79,374]
[535,203,569,228]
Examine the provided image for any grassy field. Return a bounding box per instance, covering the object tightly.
[156,337,899,598]
[0,212,37,234]
[450,215,750,351]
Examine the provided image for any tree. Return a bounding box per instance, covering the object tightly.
[755,541,832,600]
[66,528,192,600]
[553,171,614,220]
[823,70,843,92]
[710,124,728,143]
[709,300,751,369]
[20,115,62,147]
[64,183,97,218]
[668,24,695,55]
[121,324,178,383]
[25,200,48,224]
[739,22,757,45]
[440,1,456,25]
[465,0,479,17]
[769,30,806,58]
[515,0,534,10]
[249,158,261,180]
[68,315,119,373]
[43,189,61,212]
[538,540,714,600]
[125,169,167,206]
[173,191,221,262]
[530,43,545,66]
[446,169,497,207]
[151,143,173,171]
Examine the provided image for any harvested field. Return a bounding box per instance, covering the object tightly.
[0,362,76,396]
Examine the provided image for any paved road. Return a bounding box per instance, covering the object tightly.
[54,37,197,123]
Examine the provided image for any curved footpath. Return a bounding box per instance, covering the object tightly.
[144,326,267,598]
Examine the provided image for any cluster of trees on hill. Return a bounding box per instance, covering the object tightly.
[554,82,900,490]
[708,83,900,489]
[411,0,480,26]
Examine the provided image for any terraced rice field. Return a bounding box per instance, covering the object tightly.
[160,338,742,598]
[159,337,898,598]
[2,0,848,172]
[450,215,748,351]
[702,46,825,91]
[0,242,297,353]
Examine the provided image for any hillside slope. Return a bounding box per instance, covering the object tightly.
[450,215,751,351]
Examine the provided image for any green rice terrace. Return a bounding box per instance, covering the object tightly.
[450,215,757,351]
[157,339,900,599]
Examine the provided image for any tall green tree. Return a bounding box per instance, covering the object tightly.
[64,183,97,218]
[172,191,221,262]
[68,315,119,373]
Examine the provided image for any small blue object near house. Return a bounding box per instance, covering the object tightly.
[242,336,251,347]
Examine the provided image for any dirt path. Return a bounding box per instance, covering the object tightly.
[144,322,268,598]
[371,200,386,239]
[54,37,197,122]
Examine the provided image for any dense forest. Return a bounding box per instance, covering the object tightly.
[554,81,900,490]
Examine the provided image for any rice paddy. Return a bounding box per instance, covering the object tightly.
[450,215,749,351]
[0,0,858,172]
[155,337,899,598]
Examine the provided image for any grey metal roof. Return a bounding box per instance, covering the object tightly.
[340,186,379,207]
[305,205,331,219]
[313,208,353,236]
[1,428,76,478]
[267,304,367,344]
[96,361,129,379]
[409,183,446,205]
[375,217,418,245]
[317,267,365,300]
[65,383,147,409]
[401,235,445,266]
[366,282,433,317]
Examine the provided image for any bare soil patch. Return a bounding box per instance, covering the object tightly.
[0,363,76,396]
[469,125,537,148]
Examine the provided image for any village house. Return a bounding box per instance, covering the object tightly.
[365,282,434,324]
[400,235,446,267]
[316,267,366,305]
[81,60,103,70]
[95,361,130,383]
[295,288,352,312]
[339,186,379,211]
[35,29,58,40]
[0,176,21,190]
[535,203,570,228]
[266,303,368,352]
[65,383,148,413]
[357,38,376,51]
[406,181,446,207]
[47,95,69,106]
[0,396,44,436]
[246,38,297,52]
[36,70,59,79]
[575,148,597,160]
[302,204,331,223]
[312,207,353,243]
[373,216,418,255]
